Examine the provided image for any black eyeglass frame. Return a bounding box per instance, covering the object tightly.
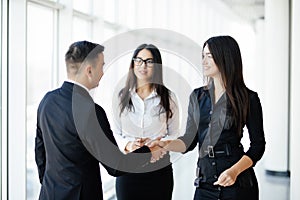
[132,57,155,67]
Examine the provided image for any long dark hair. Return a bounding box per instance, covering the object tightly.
[119,44,173,120]
[203,36,249,136]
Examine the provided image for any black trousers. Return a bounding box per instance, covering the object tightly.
[116,165,173,200]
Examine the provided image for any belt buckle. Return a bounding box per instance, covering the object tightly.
[207,145,214,158]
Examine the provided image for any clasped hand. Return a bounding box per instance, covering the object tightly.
[125,138,168,163]
[146,139,169,163]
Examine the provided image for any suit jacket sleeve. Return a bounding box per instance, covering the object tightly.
[35,109,46,184]
[94,104,151,176]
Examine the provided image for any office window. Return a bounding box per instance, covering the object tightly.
[73,0,91,14]
[136,0,153,28]
[22,1,257,200]
[103,0,116,23]
[72,16,92,41]
[118,0,136,28]
[26,3,56,200]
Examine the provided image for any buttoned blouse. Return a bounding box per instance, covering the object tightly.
[180,86,266,161]
[178,86,266,184]
[112,89,179,152]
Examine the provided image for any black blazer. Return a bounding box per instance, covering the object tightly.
[35,82,151,200]
[179,86,265,191]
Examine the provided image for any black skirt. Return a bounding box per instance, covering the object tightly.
[194,168,259,200]
[116,165,173,200]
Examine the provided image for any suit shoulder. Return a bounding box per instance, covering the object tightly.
[94,103,106,113]
[246,89,262,107]
[247,89,259,99]
[39,88,60,104]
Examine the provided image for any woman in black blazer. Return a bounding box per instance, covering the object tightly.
[149,36,266,200]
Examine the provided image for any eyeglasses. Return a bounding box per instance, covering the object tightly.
[132,57,154,67]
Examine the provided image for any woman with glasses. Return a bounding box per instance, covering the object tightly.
[112,44,179,200]
[149,36,266,200]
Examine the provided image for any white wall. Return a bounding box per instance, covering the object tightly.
[264,0,290,174]
[290,0,300,198]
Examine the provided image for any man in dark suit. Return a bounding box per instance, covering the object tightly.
[35,41,165,200]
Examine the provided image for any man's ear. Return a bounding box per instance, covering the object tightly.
[85,65,92,77]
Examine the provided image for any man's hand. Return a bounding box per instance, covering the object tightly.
[125,137,168,162]
[125,138,150,153]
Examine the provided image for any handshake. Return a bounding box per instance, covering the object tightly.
[125,137,171,163]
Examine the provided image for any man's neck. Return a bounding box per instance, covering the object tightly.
[66,79,90,93]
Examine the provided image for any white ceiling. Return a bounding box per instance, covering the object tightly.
[221,0,265,22]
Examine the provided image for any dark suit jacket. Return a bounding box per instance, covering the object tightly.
[35,82,151,200]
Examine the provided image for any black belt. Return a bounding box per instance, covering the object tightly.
[201,143,235,158]
[195,143,243,187]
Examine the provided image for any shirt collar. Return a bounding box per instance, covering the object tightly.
[130,87,158,100]
[66,79,90,94]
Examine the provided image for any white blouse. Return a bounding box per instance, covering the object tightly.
[112,89,179,153]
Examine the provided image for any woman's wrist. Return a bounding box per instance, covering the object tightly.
[125,141,133,153]
[162,140,172,150]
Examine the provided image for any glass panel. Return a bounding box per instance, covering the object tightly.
[26,3,55,200]
[0,1,2,197]
[118,0,136,28]
[73,0,91,14]
[136,0,153,27]
[72,16,92,41]
[103,0,116,22]
[103,27,116,42]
